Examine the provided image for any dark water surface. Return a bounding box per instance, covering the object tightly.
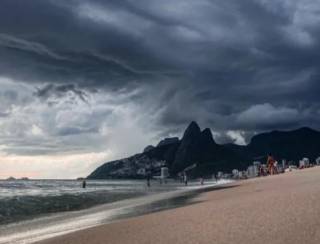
[0,180,233,244]
[0,179,177,225]
[0,179,230,225]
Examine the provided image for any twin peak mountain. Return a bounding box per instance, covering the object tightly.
[88,121,320,179]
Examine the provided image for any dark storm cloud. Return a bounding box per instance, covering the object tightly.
[35,84,89,103]
[1,0,320,144]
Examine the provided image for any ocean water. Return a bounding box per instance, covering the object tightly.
[0,179,211,225]
[0,179,232,244]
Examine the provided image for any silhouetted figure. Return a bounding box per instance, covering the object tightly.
[259,165,266,176]
[214,172,218,182]
[82,180,86,189]
[184,172,188,186]
[146,172,151,187]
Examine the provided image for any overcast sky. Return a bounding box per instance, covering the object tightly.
[0,0,319,179]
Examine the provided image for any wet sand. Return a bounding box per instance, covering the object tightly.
[38,167,320,244]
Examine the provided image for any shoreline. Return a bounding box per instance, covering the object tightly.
[0,180,231,244]
[37,167,320,244]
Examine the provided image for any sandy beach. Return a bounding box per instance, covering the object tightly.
[38,167,320,244]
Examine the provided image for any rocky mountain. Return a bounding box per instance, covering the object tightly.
[248,127,320,162]
[87,122,320,179]
[143,145,155,153]
[88,138,180,179]
[157,137,179,147]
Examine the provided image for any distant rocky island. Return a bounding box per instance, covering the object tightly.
[5,177,29,181]
[88,121,320,179]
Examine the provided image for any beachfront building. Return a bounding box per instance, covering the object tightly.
[247,165,259,178]
[238,171,248,179]
[217,171,224,179]
[299,158,310,168]
[232,169,239,178]
[222,173,232,179]
[276,164,285,174]
[245,161,261,178]
[282,159,287,169]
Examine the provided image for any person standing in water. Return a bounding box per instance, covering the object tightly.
[184,172,188,186]
[82,180,86,189]
[146,171,151,187]
[200,176,204,185]
[214,172,218,182]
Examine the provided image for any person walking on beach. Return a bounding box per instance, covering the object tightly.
[259,165,266,176]
[184,172,188,186]
[200,175,204,185]
[267,154,276,175]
